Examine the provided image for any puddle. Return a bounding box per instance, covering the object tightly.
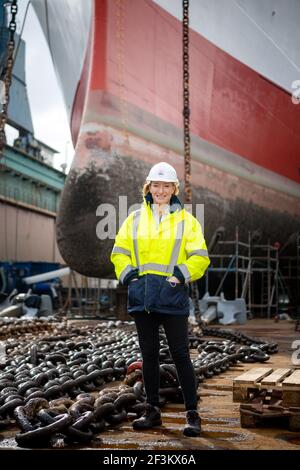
[202,384,233,391]
[204,417,240,426]
[97,442,140,449]
[202,429,249,442]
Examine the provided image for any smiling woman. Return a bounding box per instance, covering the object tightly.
[111,161,210,437]
[148,181,175,207]
[142,163,180,230]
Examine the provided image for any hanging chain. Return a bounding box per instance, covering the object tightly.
[182,0,191,205]
[0,0,18,154]
[182,0,202,325]
[115,0,129,141]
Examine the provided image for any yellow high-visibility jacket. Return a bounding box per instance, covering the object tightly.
[110,195,210,315]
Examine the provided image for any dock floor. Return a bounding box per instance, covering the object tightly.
[0,318,299,451]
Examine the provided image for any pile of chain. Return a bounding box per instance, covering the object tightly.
[0,318,64,341]
[201,325,278,348]
[0,320,278,447]
[194,341,271,378]
[13,384,147,447]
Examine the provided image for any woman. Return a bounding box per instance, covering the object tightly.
[111,161,210,436]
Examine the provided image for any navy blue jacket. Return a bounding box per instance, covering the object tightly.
[127,273,189,316]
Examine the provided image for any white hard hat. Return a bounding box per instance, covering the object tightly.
[146,162,179,183]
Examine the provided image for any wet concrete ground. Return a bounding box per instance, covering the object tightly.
[0,318,299,450]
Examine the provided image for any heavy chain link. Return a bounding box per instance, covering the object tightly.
[182,0,191,205]
[0,0,18,154]
[115,0,129,140]
[182,0,201,321]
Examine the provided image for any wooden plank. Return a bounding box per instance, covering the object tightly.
[282,370,300,388]
[234,368,273,385]
[261,368,291,386]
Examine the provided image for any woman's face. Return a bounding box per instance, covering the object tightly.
[149,181,175,205]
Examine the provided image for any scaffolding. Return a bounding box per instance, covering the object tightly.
[205,227,280,318]
[250,242,279,318]
[279,232,300,312]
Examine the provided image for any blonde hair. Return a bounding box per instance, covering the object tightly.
[142,181,180,197]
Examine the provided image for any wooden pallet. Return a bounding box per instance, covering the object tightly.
[239,389,300,431]
[233,367,300,406]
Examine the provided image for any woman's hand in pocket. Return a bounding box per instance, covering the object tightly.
[167,276,180,285]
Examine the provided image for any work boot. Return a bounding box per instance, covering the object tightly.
[132,404,162,430]
[183,410,201,437]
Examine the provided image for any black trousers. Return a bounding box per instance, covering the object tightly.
[132,311,198,411]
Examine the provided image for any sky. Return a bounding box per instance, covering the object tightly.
[9,0,74,172]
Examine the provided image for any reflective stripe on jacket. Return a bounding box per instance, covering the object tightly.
[110,196,210,315]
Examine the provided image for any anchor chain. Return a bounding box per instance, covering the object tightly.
[0,320,278,446]
[182,0,191,205]
[182,0,201,323]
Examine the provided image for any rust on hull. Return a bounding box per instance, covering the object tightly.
[57,141,300,278]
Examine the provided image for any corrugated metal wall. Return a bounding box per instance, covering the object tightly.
[0,202,63,263]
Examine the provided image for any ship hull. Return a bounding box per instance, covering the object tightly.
[58,121,300,277]
[34,0,300,277]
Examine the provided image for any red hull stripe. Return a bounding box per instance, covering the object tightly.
[75,0,300,184]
